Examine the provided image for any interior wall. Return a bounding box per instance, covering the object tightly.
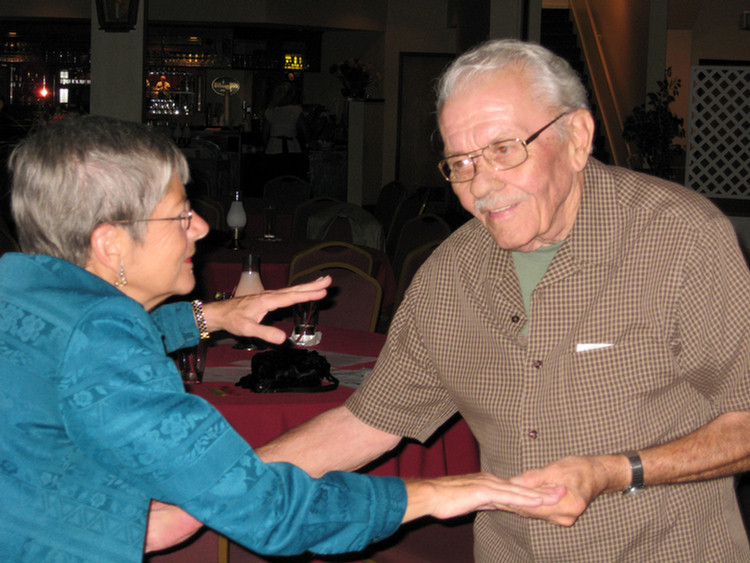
[586,0,651,122]
[665,29,692,148]
[1,0,89,18]
[382,0,456,187]
[690,0,750,64]
[147,0,387,31]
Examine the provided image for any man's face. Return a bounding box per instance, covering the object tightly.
[438,68,586,252]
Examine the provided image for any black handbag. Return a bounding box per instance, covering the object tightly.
[236,347,338,393]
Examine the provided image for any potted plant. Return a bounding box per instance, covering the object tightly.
[622,67,685,181]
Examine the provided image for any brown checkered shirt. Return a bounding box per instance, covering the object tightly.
[347,159,750,562]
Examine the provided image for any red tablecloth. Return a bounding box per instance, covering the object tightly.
[154,325,479,563]
[190,324,479,479]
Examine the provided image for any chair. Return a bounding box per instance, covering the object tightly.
[191,194,226,232]
[393,239,442,310]
[391,213,451,282]
[0,216,19,256]
[262,175,311,214]
[385,187,431,259]
[288,241,374,283]
[291,196,341,240]
[367,518,474,563]
[373,180,407,238]
[289,262,382,332]
[307,202,385,251]
[322,215,353,243]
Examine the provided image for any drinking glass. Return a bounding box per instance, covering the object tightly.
[178,341,207,384]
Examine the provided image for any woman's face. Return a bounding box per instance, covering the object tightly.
[123,175,209,310]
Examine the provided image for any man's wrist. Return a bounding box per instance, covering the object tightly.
[622,450,644,496]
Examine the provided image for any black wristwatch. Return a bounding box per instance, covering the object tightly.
[622,450,644,496]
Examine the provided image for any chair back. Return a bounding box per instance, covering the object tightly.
[322,216,353,243]
[263,175,311,213]
[289,262,382,332]
[288,241,374,283]
[385,187,431,259]
[393,239,442,311]
[307,202,385,251]
[391,213,451,282]
[374,181,407,237]
[0,217,20,256]
[292,197,341,240]
[191,194,226,232]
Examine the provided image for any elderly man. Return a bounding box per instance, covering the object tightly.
[259,39,750,561]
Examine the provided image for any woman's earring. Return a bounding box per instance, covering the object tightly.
[114,266,128,287]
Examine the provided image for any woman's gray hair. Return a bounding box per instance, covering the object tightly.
[9,115,189,267]
[436,39,590,116]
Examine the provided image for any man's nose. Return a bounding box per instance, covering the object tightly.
[469,156,504,199]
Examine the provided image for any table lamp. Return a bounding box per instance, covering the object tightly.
[226,191,247,250]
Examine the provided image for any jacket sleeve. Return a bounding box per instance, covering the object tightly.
[150,301,199,353]
[58,297,406,556]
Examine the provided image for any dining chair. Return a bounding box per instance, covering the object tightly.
[307,202,385,251]
[289,262,382,332]
[384,187,431,259]
[373,180,407,238]
[0,216,19,256]
[366,517,474,563]
[321,215,353,243]
[391,213,451,283]
[288,241,374,283]
[393,239,442,311]
[291,196,341,240]
[191,194,226,232]
[262,175,312,214]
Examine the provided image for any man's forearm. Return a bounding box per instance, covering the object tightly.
[639,410,750,486]
[256,405,401,477]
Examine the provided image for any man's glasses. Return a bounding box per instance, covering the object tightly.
[115,209,193,231]
[437,113,569,183]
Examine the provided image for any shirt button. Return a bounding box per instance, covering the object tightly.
[528,430,538,439]
[511,315,520,323]
[532,359,543,369]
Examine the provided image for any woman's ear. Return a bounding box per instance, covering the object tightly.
[86,223,126,278]
[567,109,595,172]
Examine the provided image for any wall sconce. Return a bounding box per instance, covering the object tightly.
[95,0,139,32]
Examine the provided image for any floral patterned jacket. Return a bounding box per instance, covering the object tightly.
[0,253,405,563]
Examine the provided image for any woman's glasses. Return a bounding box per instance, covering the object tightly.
[115,209,193,231]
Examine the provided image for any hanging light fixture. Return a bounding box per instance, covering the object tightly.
[95,0,139,32]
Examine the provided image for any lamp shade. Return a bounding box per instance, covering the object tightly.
[226,200,247,230]
[95,0,139,32]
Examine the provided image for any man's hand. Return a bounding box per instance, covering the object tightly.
[144,500,203,553]
[201,276,331,343]
[509,454,630,526]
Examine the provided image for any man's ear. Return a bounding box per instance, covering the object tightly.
[567,109,595,172]
[87,223,125,275]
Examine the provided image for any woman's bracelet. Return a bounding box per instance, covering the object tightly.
[191,300,211,340]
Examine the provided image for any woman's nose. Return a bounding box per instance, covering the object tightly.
[190,211,210,241]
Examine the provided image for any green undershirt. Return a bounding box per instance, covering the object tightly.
[512,241,563,334]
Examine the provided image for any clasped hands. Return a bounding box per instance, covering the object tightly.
[144,454,623,552]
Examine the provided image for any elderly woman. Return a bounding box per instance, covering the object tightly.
[0,116,561,563]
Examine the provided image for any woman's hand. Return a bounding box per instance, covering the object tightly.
[144,500,203,553]
[402,473,565,523]
[200,276,331,344]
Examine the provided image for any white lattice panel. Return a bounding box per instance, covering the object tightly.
[686,65,750,199]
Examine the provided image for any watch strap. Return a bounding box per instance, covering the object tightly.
[623,450,644,496]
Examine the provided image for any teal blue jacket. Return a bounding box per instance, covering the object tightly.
[0,253,405,563]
